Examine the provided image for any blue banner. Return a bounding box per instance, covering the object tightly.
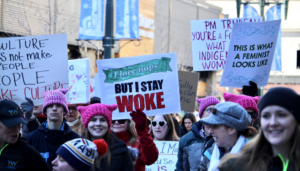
[266,5,282,71]
[78,0,105,39]
[116,0,139,39]
[243,5,259,18]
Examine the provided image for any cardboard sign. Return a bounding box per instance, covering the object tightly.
[68,59,90,104]
[97,53,181,119]
[146,141,178,171]
[220,20,281,88]
[0,34,69,105]
[178,71,199,112]
[190,17,262,71]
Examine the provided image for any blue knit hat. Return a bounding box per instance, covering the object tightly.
[56,138,108,171]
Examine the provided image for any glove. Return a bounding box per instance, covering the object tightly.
[242,81,258,97]
[130,110,147,132]
[21,97,34,120]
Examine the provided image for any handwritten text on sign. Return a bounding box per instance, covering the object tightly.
[190,17,262,71]
[146,141,178,171]
[0,34,69,105]
[97,53,181,119]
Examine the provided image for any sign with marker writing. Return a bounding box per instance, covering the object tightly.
[146,141,178,171]
[97,53,181,119]
[68,58,90,104]
[191,17,262,71]
[220,20,281,88]
[0,34,69,105]
[178,71,199,112]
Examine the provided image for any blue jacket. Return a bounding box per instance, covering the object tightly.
[176,121,212,171]
[26,121,80,167]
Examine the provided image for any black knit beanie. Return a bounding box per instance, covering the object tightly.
[258,87,300,124]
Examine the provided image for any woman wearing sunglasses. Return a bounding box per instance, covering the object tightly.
[110,110,159,171]
[150,114,180,141]
[78,103,134,171]
[218,87,300,171]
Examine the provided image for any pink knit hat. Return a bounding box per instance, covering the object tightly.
[197,96,220,118]
[78,103,118,129]
[223,92,260,120]
[42,89,69,117]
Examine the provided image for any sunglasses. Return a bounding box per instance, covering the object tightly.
[151,121,167,128]
[248,111,258,119]
[112,119,127,124]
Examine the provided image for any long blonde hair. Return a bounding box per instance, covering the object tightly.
[219,125,300,171]
[151,114,180,141]
[127,119,139,145]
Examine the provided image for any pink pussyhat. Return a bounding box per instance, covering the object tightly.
[197,96,220,118]
[78,103,118,129]
[42,89,69,117]
[223,92,261,120]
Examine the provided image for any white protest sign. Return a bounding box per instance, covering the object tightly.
[220,20,281,88]
[68,58,90,104]
[146,141,178,171]
[0,34,69,105]
[97,53,181,119]
[191,17,262,71]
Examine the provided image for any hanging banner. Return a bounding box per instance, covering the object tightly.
[0,34,69,105]
[146,141,178,171]
[78,0,105,39]
[116,0,140,39]
[266,5,282,71]
[220,20,281,88]
[178,71,199,112]
[68,59,90,104]
[243,5,259,18]
[190,17,262,71]
[97,53,181,119]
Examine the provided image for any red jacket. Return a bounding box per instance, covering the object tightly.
[115,128,159,171]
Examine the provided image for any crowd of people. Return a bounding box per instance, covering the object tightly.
[0,81,300,171]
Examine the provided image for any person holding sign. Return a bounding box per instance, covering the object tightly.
[78,103,134,171]
[150,114,180,141]
[219,87,300,171]
[200,102,257,171]
[176,96,220,171]
[110,110,159,171]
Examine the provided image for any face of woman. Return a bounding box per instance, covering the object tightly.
[201,105,215,119]
[152,115,168,141]
[184,118,193,131]
[52,155,77,171]
[111,120,128,133]
[88,115,108,140]
[206,124,232,148]
[261,105,297,147]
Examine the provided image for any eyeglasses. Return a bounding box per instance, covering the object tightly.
[68,107,77,111]
[248,111,258,119]
[204,108,214,113]
[151,121,167,128]
[112,119,127,124]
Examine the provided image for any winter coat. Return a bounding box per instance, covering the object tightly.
[26,120,80,167]
[172,117,182,137]
[176,121,213,171]
[199,139,215,171]
[115,129,159,171]
[94,133,134,171]
[0,136,51,171]
[68,116,85,136]
[180,126,188,137]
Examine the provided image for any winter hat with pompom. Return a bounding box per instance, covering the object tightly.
[197,96,220,118]
[78,103,118,129]
[42,89,69,116]
[56,138,108,171]
[223,92,260,120]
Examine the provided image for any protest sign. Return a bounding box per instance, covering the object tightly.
[97,53,181,119]
[0,34,69,105]
[220,20,281,88]
[68,58,90,104]
[178,71,199,112]
[191,17,262,71]
[146,141,178,171]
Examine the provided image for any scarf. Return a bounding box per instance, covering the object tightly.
[208,135,246,171]
[66,118,80,127]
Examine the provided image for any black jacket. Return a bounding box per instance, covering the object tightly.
[0,136,51,171]
[172,117,181,137]
[26,121,80,167]
[95,133,134,171]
